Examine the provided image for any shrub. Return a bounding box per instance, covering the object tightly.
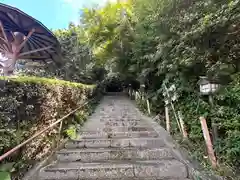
[0,76,96,179]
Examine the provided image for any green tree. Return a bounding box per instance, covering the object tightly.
[80,0,240,174]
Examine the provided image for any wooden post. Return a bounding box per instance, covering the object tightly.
[199,116,217,168]
[136,91,140,100]
[208,95,218,142]
[146,99,151,115]
[163,84,182,134]
[178,111,188,139]
[129,88,133,99]
[165,106,170,132]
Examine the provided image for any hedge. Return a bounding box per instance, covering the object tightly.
[0,76,96,179]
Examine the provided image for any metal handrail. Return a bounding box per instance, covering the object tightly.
[0,101,90,162]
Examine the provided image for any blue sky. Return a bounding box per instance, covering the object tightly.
[0,0,114,30]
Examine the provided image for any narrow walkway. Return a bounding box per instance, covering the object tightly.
[39,95,191,180]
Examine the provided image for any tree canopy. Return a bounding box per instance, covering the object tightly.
[16,0,239,174]
[0,0,239,178]
[77,0,240,175]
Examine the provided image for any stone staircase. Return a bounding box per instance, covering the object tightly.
[38,95,191,180]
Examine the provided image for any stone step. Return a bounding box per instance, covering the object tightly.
[39,160,188,180]
[88,118,143,123]
[100,126,155,132]
[102,121,146,126]
[100,118,142,122]
[65,138,165,149]
[79,131,159,139]
[80,125,154,133]
[84,124,150,131]
[99,113,141,116]
[57,147,174,162]
[40,178,191,180]
[99,116,142,120]
[86,122,146,127]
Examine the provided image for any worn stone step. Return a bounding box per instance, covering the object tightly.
[88,122,146,127]
[79,131,159,139]
[88,118,143,123]
[103,121,146,126]
[101,126,155,132]
[100,118,142,122]
[81,127,155,134]
[39,160,188,180]
[57,147,174,162]
[41,178,190,180]
[99,116,142,120]
[84,124,150,131]
[79,125,154,133]
[65,138,165,149]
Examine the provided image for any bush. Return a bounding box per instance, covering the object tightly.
[162,76,240,176]
[213,73,240,168]
[0,76,96,179]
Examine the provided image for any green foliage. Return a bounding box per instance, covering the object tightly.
[65,125,78,140]
[0,162,15,180]
[0,76,96,179]
[213,73,240,167]
[134,91,149,113]
[0,172,11,180]
[0,163,15,172]
[78,0,240,176]
[53,25,94,82]
[0,76,95,89]
[15,24,98,84]
[80,1,134,73]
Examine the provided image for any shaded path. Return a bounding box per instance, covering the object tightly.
[38,95,191,180]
